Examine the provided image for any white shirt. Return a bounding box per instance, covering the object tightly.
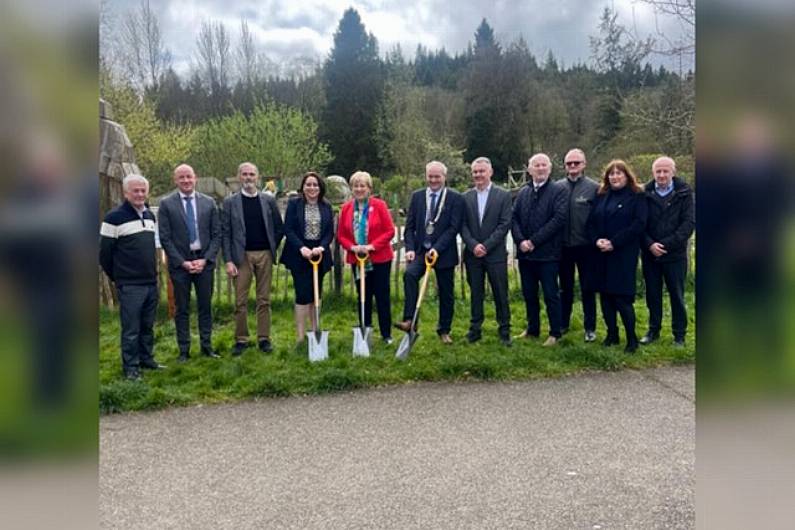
[425,186,444,224]
[533,179,548,192]
[179,191,202,250]
[476,183,492,224]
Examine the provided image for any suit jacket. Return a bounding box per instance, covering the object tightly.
[461,184,513,264]
[404,187,463,269]
[221,191,284,266]
[586,187,648,296]
[337,197,395,265]
[511,180,569,261]
[279,197,334,273]
[158,190,221,271]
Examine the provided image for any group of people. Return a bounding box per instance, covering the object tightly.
[100,150,694,380]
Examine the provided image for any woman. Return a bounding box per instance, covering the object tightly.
[586,160,648,352]
[337,171,396,344]
[279,172,334,343]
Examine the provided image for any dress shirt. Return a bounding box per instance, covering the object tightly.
[179,191,202,250]
[476,183,492,224]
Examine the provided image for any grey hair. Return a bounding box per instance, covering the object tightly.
[426,160,448,176]
[237,162,259,176]
[123,174,149,192]
[471,156,492,168]
[528,153,551,167]
[653,156,676,173]
[565,148,586,161]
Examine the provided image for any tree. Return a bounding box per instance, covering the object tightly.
[195,20,232,115]
[116,0,172,93]
[322,8,385,177]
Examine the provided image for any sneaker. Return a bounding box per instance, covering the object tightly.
[639,331,659,345]
[124,369,141,381]
[584,330,597,342]
[259,339,273,353]
[383,336,394,345]
[542,336,558,347]
[514,330,539,340]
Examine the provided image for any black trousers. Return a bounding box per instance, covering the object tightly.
[118,283,159,372]
[518,260,562,337]
[642,257,688,340]
[352,261,392,339]
[465,257,511,337]
[559,245,597,332]
[402,260,455,334]
[170,266,214,353]
[600,293,637,342]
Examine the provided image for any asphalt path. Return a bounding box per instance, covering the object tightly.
[100,365,694,529]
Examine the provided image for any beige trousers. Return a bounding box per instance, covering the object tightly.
[234,250,273,343]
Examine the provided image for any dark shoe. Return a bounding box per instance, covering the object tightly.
[584,330,597,342]
[177,352,190,363]
[674,337,686,347]
[258,339,273,353]
[232,342,249,356]
[466,330,482,343]
[202,348,221,359]
[140,360,166,370]
[394,320,412,332]
[500,336,513,347]
[602,333,620,346]
[560,327,569,335]
[439,333,453,344]
[383,336,394,345]
[639,331,659,345]
[625,336,639,353]
[124,369,141,381]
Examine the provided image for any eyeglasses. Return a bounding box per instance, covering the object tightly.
[565,161,583,167]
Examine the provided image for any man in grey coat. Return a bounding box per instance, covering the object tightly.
[157,164,222,361]
[222,162,284,355]
[461,156,513,346]
[555,148,599,342]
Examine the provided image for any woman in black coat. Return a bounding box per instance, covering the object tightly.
[279,172,334,343]
[586,160,648,352]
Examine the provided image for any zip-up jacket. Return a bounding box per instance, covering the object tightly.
[100,200,157,286]
[642,177,695,263]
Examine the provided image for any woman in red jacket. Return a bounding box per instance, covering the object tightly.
[337,171,396,344]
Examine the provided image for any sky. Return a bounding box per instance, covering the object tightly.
[104,0,691,76]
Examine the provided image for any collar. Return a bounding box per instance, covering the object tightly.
[179,191,194,200]
[532,179,548,191]
[655,182,674,195]
[240,188,259,198]
[475,183,492,194]
[427,186,445,195]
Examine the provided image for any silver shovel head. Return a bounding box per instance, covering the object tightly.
[352,327,372,357]
[307,330,329,362]
[395,331,418,361]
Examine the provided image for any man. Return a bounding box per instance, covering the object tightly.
[158,164,222,361]
[554,148,599,342]
[100,174,164,379]
[461,157,513,346]
[640,156,695,346]
[222,162,284,355]
[511,153,569,346]
[395,161,463,344]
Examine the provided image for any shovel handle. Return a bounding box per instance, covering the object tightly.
[311,258,320,309]
[424,251,438,269]
[308,253,323,266]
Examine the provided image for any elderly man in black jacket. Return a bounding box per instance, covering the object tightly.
[640,156,695,346]
[511,153,569,346]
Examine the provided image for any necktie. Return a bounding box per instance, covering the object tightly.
[184,196,197,244]
[428,192,438,223]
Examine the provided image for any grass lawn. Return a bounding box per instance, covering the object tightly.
[100,270,694,414]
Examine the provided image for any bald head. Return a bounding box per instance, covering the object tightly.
[173,163,197,194]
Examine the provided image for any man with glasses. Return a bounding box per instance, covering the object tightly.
[554,148,599,342]
[222,162,284,356]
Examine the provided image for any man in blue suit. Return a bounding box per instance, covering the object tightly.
[395,161,463,344]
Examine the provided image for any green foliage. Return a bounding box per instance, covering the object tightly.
[189,102,331,181]
[103,78,194,195]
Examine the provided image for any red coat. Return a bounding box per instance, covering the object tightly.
[337,197,395,265]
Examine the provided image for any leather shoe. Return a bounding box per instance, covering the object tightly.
[639,332,659,345]
[602,335,620,346]
[466,330,482,343]
[625,339,639,353]
[140,360,166,370]
[584,330,597,342]
[232,342,249,356]
[394,320,412,332]
[542,336,557,347]
[202,348,221,358]
[439,333,453,344]
[177,352,190,363]
[259,339,273,353]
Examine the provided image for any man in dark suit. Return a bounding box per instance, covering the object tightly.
[222,162,284,355]
[395,161,463,344]
[640,156,695,346]
[157,164,222,361]
[511,153,569,346]
[461,156,513,346]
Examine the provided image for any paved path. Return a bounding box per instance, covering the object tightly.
[100,365,694,529]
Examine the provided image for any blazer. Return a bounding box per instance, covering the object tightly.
[221,191,284,266]
[157,190,221,271]
[586,187,648,296]
[461,184,513,264]
[337,197,395,265]
[404,187,463,269]
[279,197,334,273]
[511,180,569,262]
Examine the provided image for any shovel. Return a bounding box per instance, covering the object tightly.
[307,253,329,362]
[396,251,438,360]
[352,251,372,357]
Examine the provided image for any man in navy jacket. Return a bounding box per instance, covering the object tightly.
[395,161,463,344]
